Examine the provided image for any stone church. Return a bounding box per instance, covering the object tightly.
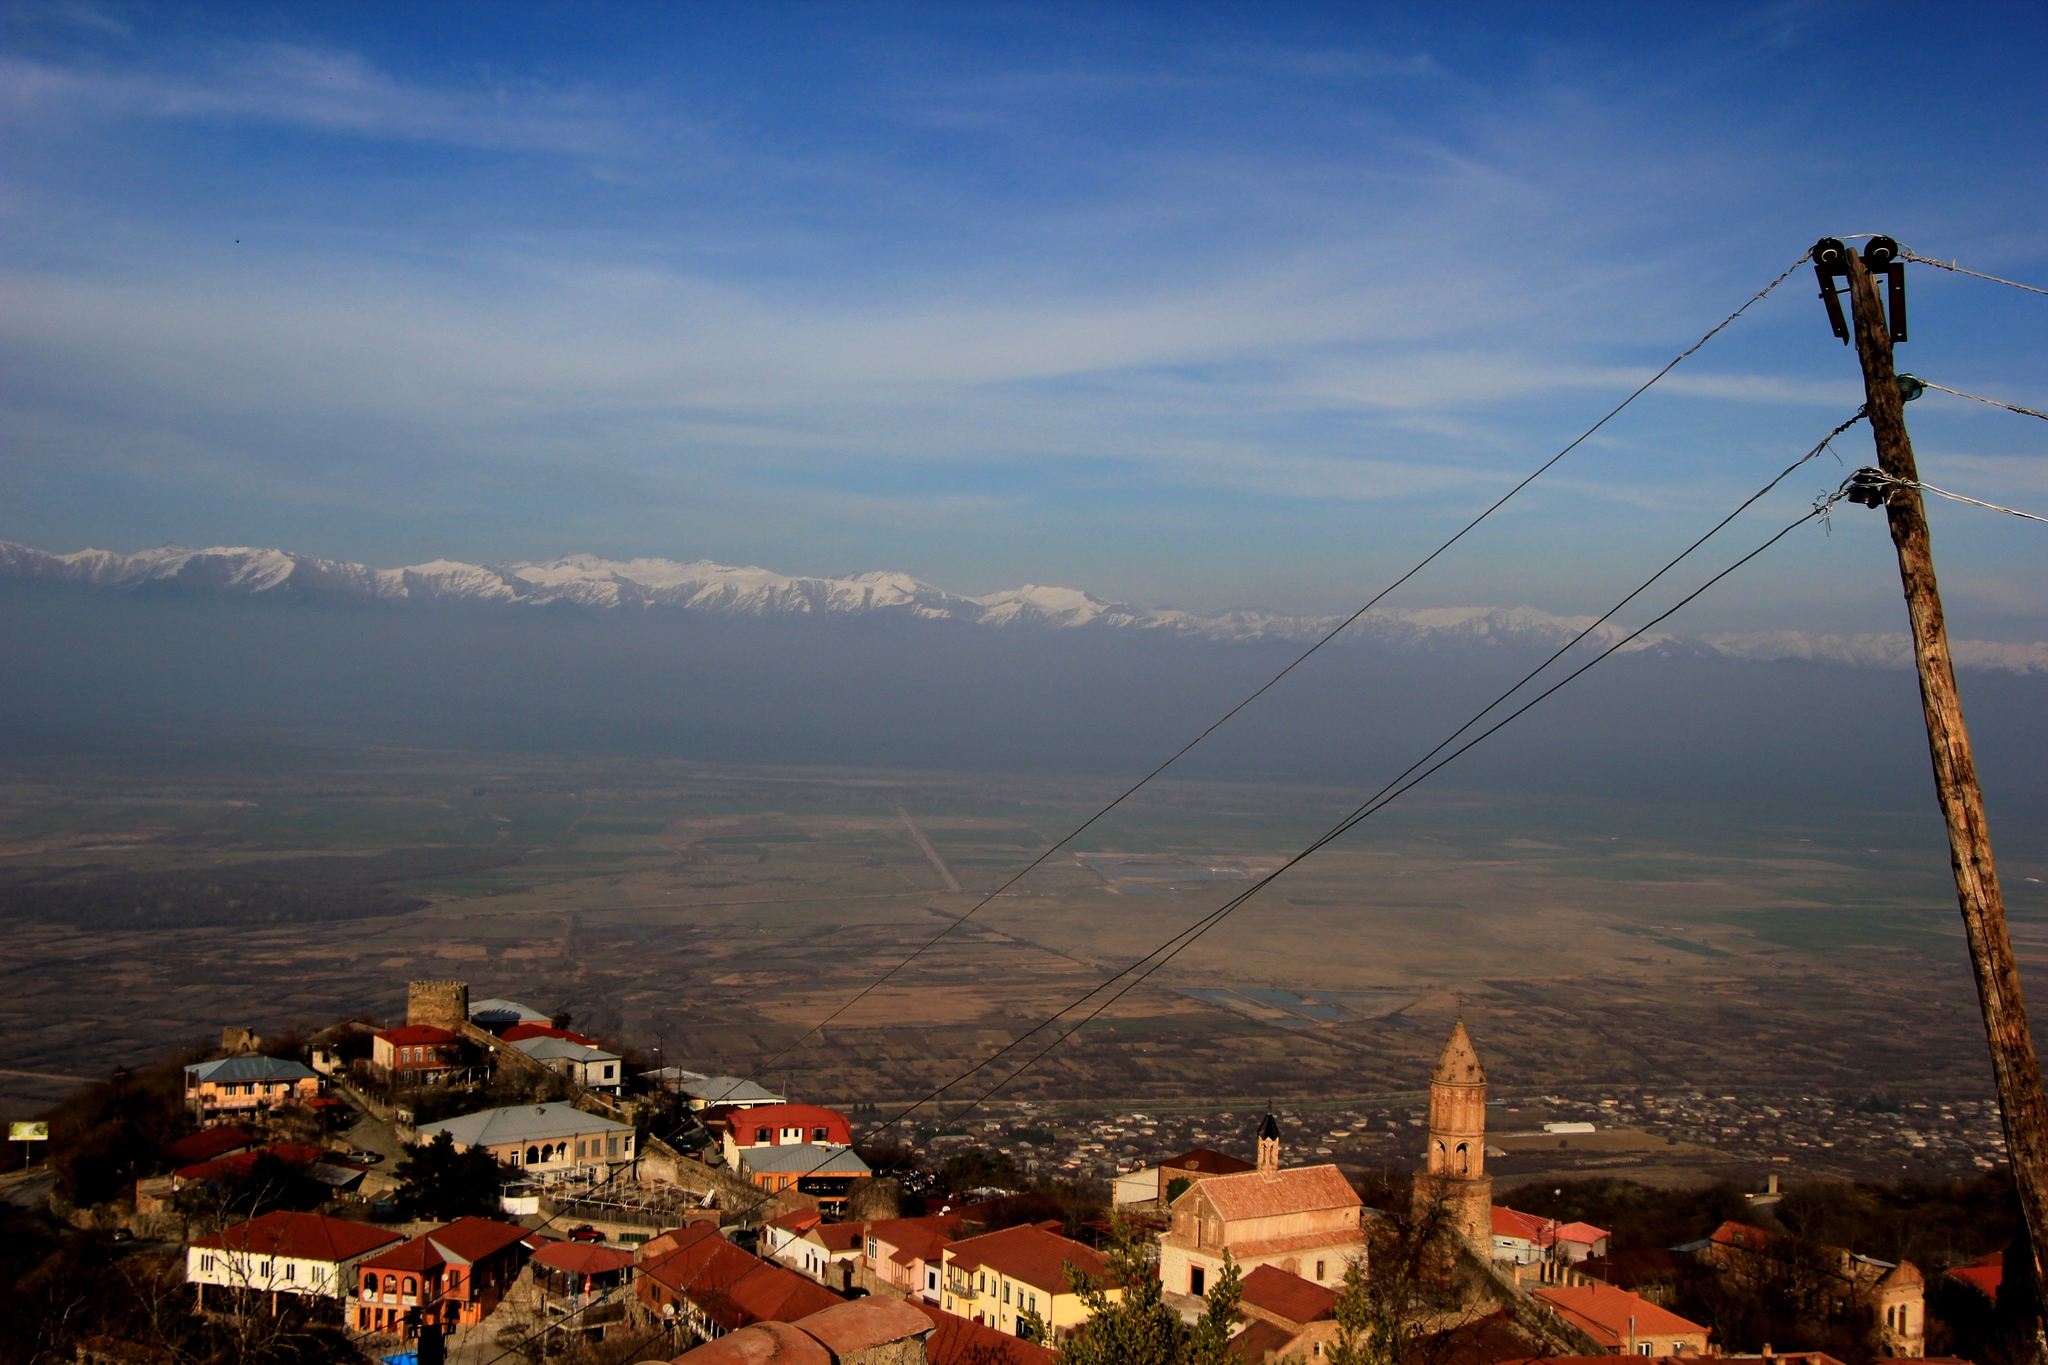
[1158,1109,1367,1298]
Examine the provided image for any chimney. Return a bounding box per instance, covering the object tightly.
[1256,1107,1281,1180]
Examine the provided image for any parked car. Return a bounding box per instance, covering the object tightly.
[351,1150,385,1165]
[110,1227,135,1243]
[568,1225,606,1244]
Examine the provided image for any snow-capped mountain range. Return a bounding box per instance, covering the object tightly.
[4,539,2043,674]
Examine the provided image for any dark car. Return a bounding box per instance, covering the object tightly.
[110,1227,135,1242]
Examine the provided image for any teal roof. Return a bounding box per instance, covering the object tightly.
[186,1056,319,1083]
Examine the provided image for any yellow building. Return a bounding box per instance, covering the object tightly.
[939,1222,1118,1341]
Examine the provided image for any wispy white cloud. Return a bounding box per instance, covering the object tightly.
[0,43,665,156]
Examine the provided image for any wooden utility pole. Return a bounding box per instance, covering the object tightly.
[1837,239,2048,1327]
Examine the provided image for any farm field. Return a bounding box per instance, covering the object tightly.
[1,742,2041,1185]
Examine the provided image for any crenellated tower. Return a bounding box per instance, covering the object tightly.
[1412,1020,1492,1254]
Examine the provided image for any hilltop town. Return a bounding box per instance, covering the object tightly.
[2,975,2026,1365]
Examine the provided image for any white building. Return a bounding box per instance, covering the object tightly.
[415,1101,636,1174]
[511,1035,624,1093]
[186,1211,402,1306]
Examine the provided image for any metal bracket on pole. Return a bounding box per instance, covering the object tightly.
[1813,236,1907,343]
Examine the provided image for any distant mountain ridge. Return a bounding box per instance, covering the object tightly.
[3,539,2043,674]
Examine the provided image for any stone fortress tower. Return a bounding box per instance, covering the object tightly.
[1412,1019,1493,1254]
[407,979,470,1031]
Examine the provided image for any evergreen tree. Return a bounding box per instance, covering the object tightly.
[392,1134,504,1221]
[1049,1216,1242,1365]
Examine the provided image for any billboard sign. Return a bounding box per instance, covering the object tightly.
[8,1121,49,1142]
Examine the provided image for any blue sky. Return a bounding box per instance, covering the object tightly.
[3,1,2045,635]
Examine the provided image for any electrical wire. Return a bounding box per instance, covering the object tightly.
[489,497,1848,1365]
[720,249,1818,1098]
[839,414,1867,1141]
[1859,473,2048,526]
[1902,249,2048,298]
[1922,380,2048,423]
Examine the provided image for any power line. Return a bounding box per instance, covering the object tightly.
[723,248,1818,1096]
[1923,380,2048,422]
[1902,249,2048,298]
[842,413,1866,1141]
[483,420,1857,1365]
[1849,469,2048,526]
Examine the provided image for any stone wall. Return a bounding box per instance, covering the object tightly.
[406,979,471,1030]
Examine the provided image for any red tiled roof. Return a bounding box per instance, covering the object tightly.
[1193,1165,1361,1223]
[1531,1283,1709,1347]
[726,1264,842,1326]
[1240,1264,1338,1326]
[946,1222,1108,1293]
[909,1300,1057,1365]
[672,1320,831,1365]
[360,1237,447,1274]
[1947,1251,2002,1302]
[769,1209,823,1235]
[189,1210,401,1262]
[640,1224,841,1331]
[426,1216,531,1264]
[640,1223,723,1264]
[1163,1147,1255,1176]
[1232,1229,1366,1260]
[532,1241,635,1275]
[811,1223,864,1253]
[727,1104,854,1147]
[175,1142,328,1184]
[502,1023,598,1045]
[376,1025,461,1045]
[792,1298,932,1355]
[1492,1207,1549,1241]
[867,1213,963,1265]
[1710,1220,1777,1251]
[1229,1318,1299,1362]
[1555,1221,1609,1245]
[161,1126,263,1166]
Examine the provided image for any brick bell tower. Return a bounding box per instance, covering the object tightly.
[1412,1020,1492,1254]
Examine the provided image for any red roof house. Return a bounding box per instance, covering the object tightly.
[639,1222,842,1335]
[1239,1263,1339,1330]
[161,1126,263,1166]
[1531,1283,1711,1355]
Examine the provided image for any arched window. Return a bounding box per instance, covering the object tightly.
[1456,1142,1469,1174]
[527,1146,540,1164]
[404,1277,417,1296]
[541,1144,554,1162]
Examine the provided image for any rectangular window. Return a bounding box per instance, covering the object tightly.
[869,1237,879,1257]
[607,1136,619,1156]
[285,1263,296,1281]
[1190,1267,1205,1295]
[1003,1283,1011,1304]
[1029,1294,1037,1312]
[814,1127,829,1141]
[1638,1345,1654,1356]
[1316,1260,1326,1281]
[201,1254,215,1272]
